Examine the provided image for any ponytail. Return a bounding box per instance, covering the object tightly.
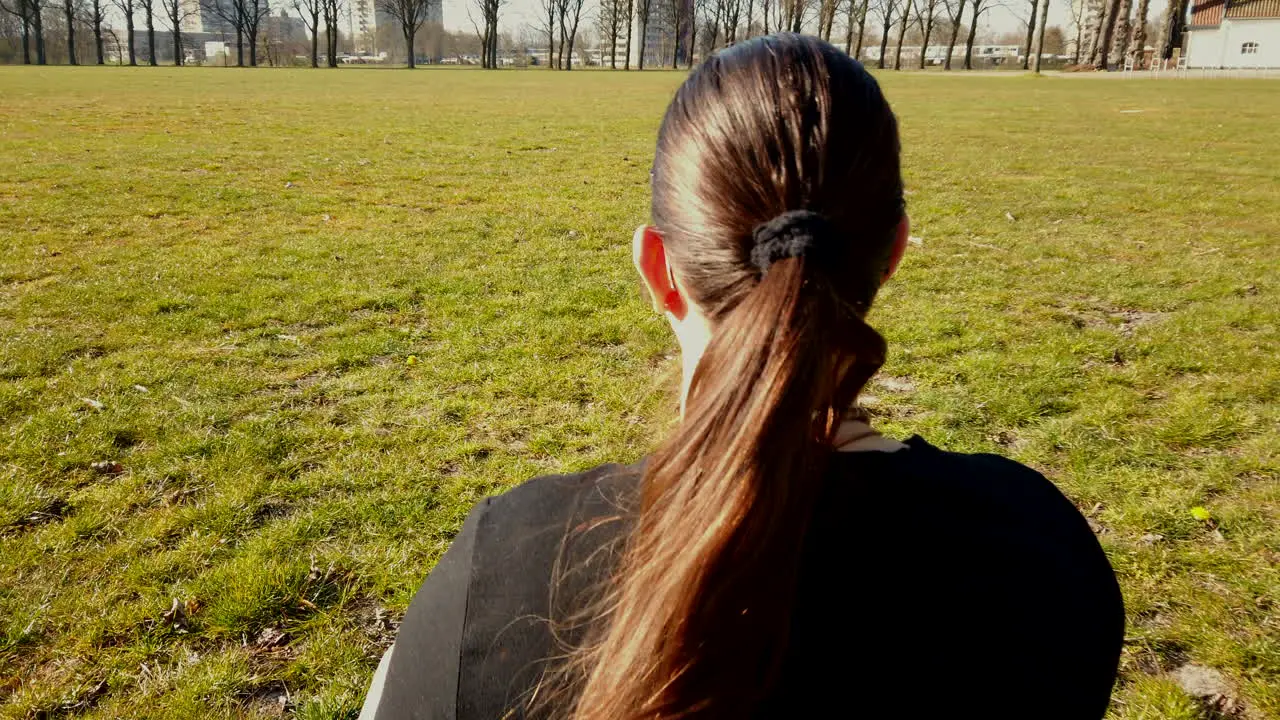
[565,32,904,720]
[570,237,887,719]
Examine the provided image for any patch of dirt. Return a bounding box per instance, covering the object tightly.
[1060,303,1170,336]
[873,375,917,394]
[34,677,110,717]
[3,497,72,535]
[1169,664,1252,719]
[239,681,294,718]
[349,596,403,652]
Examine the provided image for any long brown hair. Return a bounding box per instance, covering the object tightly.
[571,34,904,719]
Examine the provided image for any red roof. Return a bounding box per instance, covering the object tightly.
[1191,0,1280,24]
[1226,0,1280,17]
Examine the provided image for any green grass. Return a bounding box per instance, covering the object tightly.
[0,66,1277,719]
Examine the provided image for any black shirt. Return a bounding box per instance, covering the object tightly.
[372,437,1124,719]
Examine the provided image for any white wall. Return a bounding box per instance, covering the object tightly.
[1186,19,1280,68]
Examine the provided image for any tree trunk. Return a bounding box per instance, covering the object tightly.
[637,5,646,69]
[35,6,46,64]
[64,0,76,64]
[173,12,182,65]
[405,27,415,67]
[762,0,768,32]
[567,10,580,69]
[877,3,891,68]
[1130,0,1149,66]
[1020,0,1037,69]
[893,8,908,69]
[623,0,631,68]
[93,0,104,63]
[854,0,868,56]
[1086,0,1106,63]
[944,9,960,69]
[236,24,243,66]
[963,0,979,68]
[843,0,853,52]
[249,29,257,66]
[671,3,680,68]
[21,9,30,64]
[126,10,135,64]
[687,10,696,66]
[1095,0,1119,69]
[918,5,933,68]
[1071,15,1081,63]
[1111,0,1132,64]
[146,9,156,65]
[1157,0,1185,60]
[1031,0,1048,71]
[310,11,317,66]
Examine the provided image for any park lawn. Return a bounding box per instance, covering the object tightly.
[0,65,1277,719]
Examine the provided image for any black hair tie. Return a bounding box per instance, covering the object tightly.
[749,210,833,275]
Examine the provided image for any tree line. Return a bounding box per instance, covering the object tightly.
[0,0,1190,69]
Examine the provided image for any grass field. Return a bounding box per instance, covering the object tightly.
[1,66,1277,719]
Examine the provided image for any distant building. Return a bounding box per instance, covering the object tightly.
[631,0,693,68]
[198,0,238,35]
[355,0,440,55]
[1184,0,1280,67]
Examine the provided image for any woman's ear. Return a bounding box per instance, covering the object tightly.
[632,225,686,320]
[883,215,910,283]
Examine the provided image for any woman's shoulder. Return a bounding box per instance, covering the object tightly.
[840,436,1094,532]
[473,461,642,533]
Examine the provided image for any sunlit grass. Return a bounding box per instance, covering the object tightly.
[0,66,1277,718]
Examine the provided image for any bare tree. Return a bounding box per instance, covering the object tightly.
[201,0,245,65]
[1030,0,1048,70]
[1093,0,1119,68]
[939,0,962,68]
[321,0,340,65]
[554,0,566,66]
[870,0,896,69]
[538,0,555,65]
[816,0,837,39]
[467,0,502,67]
[161,0,193,64]
[892,0,909,68]
[623,0,631,66]
[291,0,320,66]
[243,0,270,64]
[666,0,682,66]
[912,0,938,68]
[598,0,623,67]
[843,0,867,58]
[635,0,650,68]
[89,0,104,62]
[1066,0,1083,62]
[1019,0,1037,69]
[1156,0,1185,60]
[1085,0,1106,64]
[138,0,156,63]
[1110,0,1131,64]
[377,0,429,66]
[564,0,585,67]
[0,0,44,63]
[689,0,706,65]
[1128,0,1148,66]
[779,0,804,31]
[109,0,136,63]
[61,0,75,63]
[962,0,992,69]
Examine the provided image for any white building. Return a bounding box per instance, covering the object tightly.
[1185,0,1280,67]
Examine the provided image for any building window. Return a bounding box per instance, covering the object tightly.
[1241,42,1259,55]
